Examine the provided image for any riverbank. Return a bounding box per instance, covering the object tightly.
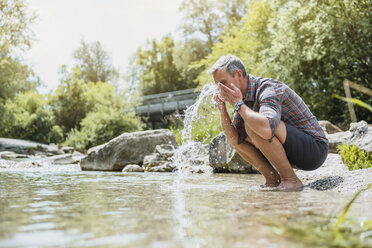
[1,152,371,196]
[298,153,372,195]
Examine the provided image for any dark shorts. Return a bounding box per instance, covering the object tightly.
[283,123,328,171]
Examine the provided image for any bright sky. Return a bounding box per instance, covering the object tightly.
[25,0,183,93]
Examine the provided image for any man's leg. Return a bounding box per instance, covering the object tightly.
[244,121,303,190]
[234,140,281,187]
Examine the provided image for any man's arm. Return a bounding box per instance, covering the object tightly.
[215,97,240,147]
[218,83,273,140]
[237,105,272,140]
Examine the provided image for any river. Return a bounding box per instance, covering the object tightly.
[1,169,371,247]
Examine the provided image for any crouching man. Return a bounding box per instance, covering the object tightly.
[209,55,328,190]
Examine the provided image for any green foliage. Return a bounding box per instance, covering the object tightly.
[0,56,39,101]
[192,0,276,88]
[54,66,144,150]
[72,39,119,83]
[0,0,39,102]
[179,0,249,53]
[0,0,37,55]
[64,106,143,151]
[261,0,372,124]
[133,35,196,95]
[179,0,223,51]
[51,67,121,132]
[51,68,90,132]
[0,91,63,143]
[338,144,372,170]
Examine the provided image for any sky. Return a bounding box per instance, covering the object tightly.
[24,0,184,93]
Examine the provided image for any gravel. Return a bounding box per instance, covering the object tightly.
[297,153,372,196]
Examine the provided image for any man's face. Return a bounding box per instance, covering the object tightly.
[213,69,239,90]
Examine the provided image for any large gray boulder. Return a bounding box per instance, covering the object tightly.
[80,129,177,171]
[328,120,372,153]
[209,132,258,173]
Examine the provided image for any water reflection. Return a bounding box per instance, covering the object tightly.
[0,171,371,247]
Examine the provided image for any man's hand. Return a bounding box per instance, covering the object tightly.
[214,93,226,110]
[218,82,243,107]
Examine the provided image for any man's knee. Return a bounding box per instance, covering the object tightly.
[244,121,287,146]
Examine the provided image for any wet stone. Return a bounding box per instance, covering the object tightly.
[122,164,144,172]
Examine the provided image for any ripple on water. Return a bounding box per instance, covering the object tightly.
[0,231,93,247]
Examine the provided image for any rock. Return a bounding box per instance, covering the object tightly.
[177,142,209,166]
[143,153,164,169]
[0,160,42,169]
[52,154,75,165]
[72,151,86,163]
[147,162,175,172]
[155,144,176,160]
[47,144,65,155]
[318,120,343,135]
[328,120,372,153]
[143,144,177,172]
[0,151,29,159]
[0,138,64,156]
[122,164,144,172]
[0,138,47,155]
[61,146,74,154]
[40,154,76,165]
[80,129,177,171]
[209,132,258,173]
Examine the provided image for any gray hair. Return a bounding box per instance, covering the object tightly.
[207,54,247,77]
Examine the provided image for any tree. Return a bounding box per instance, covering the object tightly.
[0,0,37,56]
[64,105,143,151]
[134,35,193,95]
[179,0,223,52]
[172,39,210,86]
[51,67,90,132]
[0,0,39,101]
[263,0,372,123]
[72,39,118,83]
[0,56,39,100]
[0,91,63,143]
[179,0,249,55]
[0,0,40,138]
[192,0,276,87]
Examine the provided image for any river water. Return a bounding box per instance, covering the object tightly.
[1,169,371,248]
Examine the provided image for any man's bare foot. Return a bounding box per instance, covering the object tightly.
[278,178,304,191]
[264,175,281,187]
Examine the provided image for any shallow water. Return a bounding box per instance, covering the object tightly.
[1,171,371,247]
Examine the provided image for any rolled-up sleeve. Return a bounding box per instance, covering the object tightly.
[257,83,283,141]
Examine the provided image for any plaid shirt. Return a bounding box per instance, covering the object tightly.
[233,75,328,144]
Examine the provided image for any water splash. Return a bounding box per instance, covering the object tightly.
[170,83,219,175]
[170,83,219,246]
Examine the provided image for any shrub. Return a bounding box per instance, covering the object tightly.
[338,144,372,170]
[0,91,63,143]
[64,106,143,151]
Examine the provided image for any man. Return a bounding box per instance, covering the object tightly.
[209,55,328,190]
